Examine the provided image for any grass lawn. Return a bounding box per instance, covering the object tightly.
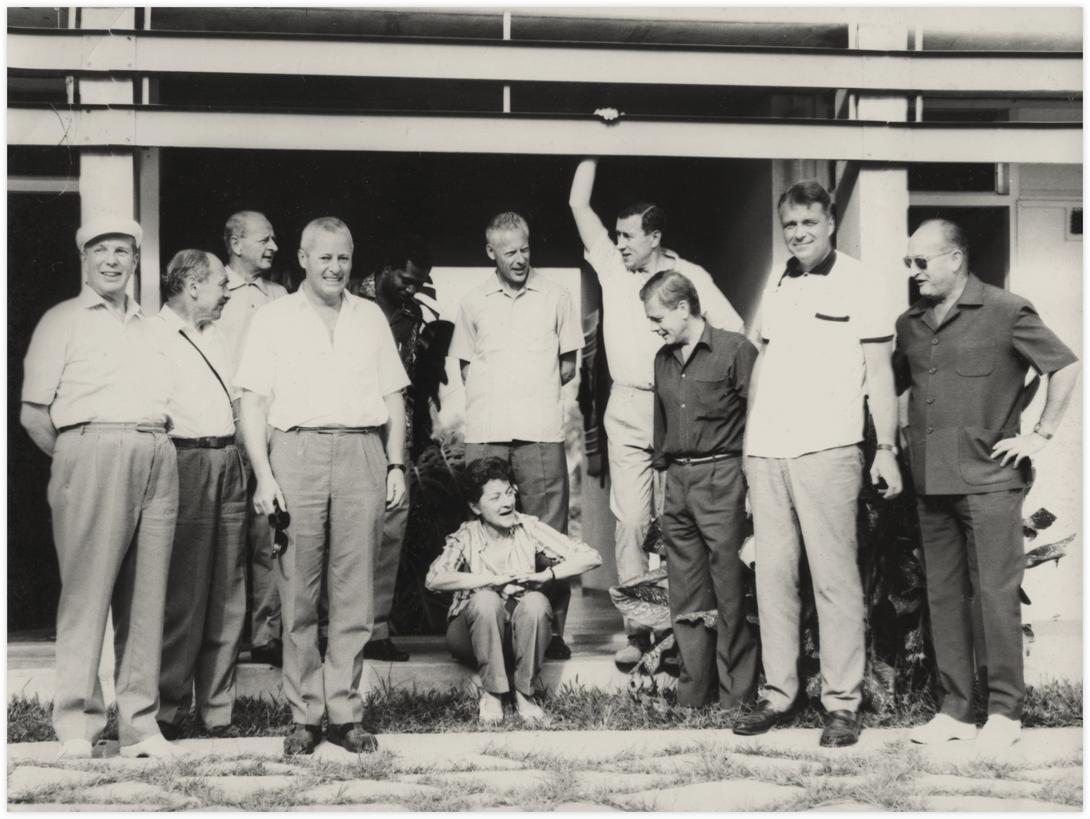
[7,680,1082,743]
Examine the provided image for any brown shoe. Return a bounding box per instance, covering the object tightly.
[820,710,861,748]
[326,722,379,753]
[283,723,321,756]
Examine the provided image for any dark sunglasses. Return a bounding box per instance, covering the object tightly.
[903,249,956,271]
[269,505,291,559]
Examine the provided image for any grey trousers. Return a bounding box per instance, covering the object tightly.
[48,426,178,745]
[159,445,248,728]
[446,590,552,696]
[662,457,757,708]
[371,463,410,641]
[744,446,865,714]
[916,489,1026,721]
[464,441,570,636]
[270,428,385,725]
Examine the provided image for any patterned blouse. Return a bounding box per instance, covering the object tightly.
[425,513,601,621]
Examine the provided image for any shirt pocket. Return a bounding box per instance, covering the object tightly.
[956,344,995,377]
[693,376,730,419]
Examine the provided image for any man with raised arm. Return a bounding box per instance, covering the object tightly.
[235,217,409,756]
[569,157,743,669]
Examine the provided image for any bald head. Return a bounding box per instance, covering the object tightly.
[906,218,969,303]
[224,210,278,276]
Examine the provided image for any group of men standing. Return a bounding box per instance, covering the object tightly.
[21,154,1078,759]
[570,159,1077,750]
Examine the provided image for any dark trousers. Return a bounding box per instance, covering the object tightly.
[661,456,757,708]
[465,441,571,636]
[916,489,1026,721]
[159,445,248,728]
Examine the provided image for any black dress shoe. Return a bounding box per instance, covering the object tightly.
[544,635,572,661]
[156,720,183,741]
[732,701,794,736]
[250,639,283,668]
[283,723,321,756]
[326,722,379,753]
[363,638,410,662]
[820,710,861,747]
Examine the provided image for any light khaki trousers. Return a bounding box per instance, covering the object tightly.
[270,429,385,725]
[48,426,178,745]
[158,445,248,728]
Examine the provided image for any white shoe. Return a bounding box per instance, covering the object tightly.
[515,691,548,726]
[120,733,188,759]
[478,690,505,725]
[909,714,977,744]
[977,714,1022,751]
[56,739,94,759]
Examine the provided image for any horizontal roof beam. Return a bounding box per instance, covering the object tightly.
[8,106,1081,164]
[6,29,1082,95]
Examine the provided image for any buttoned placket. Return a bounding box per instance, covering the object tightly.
[918,304,962,438]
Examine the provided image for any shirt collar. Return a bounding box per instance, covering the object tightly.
[158,304,187,331]
[78,285,143,320]
[485,268,542,296]
[226,265,271,295]
[292,285,359,312]
[781,249,837,283]
[908,272,984,316]
[670,321,713,363]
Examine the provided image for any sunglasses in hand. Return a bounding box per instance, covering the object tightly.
[269,504,291,559]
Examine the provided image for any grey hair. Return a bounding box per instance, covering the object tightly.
[163,249,215,299]
[223,210,268,256]
[300,217,354,253]
[485,211,529,245]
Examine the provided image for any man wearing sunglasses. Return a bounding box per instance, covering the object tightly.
[737,180,902,748]
[236,217,409,756]
[895,219,1078,749]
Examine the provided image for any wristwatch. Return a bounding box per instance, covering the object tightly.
[1033,423,1053,440]
[387,463,406,473]
[876,443,899,455]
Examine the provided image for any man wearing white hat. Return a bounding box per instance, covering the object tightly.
[21,215,185,759]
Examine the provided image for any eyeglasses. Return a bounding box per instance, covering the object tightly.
[268,504,291,559]
[903,249,957,271]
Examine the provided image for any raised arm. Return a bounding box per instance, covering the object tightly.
[569,158,609,251]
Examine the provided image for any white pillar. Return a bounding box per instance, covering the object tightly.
[836,24,910,308]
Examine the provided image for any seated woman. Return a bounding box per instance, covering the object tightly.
[425,456,602,724]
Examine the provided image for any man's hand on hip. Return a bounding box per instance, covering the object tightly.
[991,432,1046,468]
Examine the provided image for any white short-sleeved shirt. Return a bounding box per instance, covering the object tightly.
[584,229,743,390]
[215,266,289,370]
[745,251,896,459]
[234,289,409,431]
[148,305,236,438]
[450,269,583,444]
[22,287,170,429]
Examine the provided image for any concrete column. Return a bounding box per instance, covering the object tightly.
[836,24,911,309]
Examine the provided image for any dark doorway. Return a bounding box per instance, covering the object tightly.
[8,191,81,633]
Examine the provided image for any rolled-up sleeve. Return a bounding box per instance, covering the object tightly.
[425,529,470,590]
[22,306,69,406]
[527,517,602,568]
[1012,303,1078,375]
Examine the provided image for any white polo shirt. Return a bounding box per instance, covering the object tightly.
[745,251,895,459]
[215,266,288,370]
[234,289,409,431]
[22,288,170,429]
[149,305,236,438]
[584,228,743,390]
[450,269,583,444]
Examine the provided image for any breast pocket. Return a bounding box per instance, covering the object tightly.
[693,376,730,419]
[956,344,995,377]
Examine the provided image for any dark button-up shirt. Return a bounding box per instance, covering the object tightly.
[894,274,1077,495]
[653,323,757,469]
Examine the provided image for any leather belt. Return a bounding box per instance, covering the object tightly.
[671,452,739,465]
[58,422,167,435]
[171,435,236,449]
[287,426,380,435]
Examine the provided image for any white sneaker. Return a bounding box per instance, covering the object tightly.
[909,714,977,744]
[120,733,188,759]
[515,691,548,726]
[478,690,505,725]
[977,714,1022,751]
[56,739,94,759]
